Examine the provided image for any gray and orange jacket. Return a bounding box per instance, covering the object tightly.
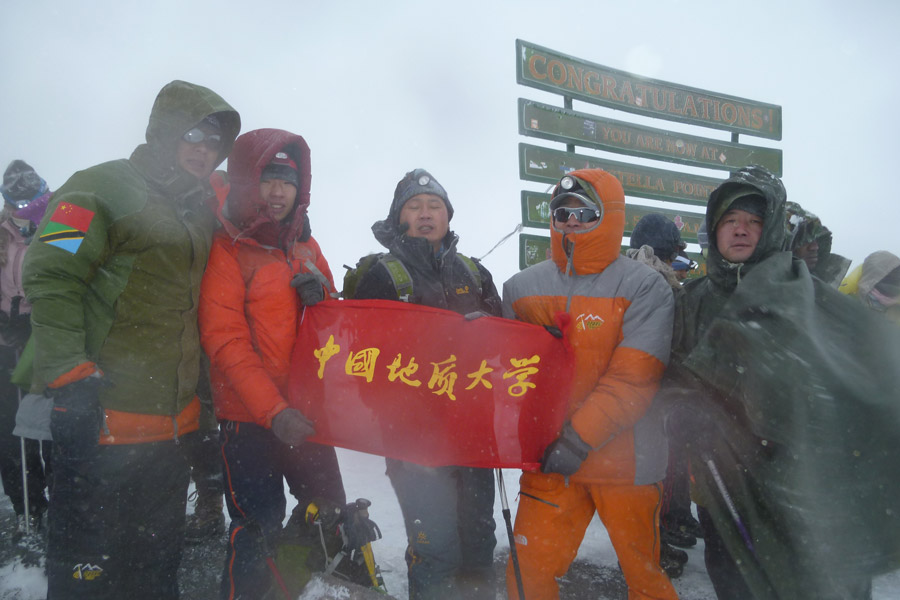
[22,80,241,444]
[199,128,336,427]
[502,168,674,485]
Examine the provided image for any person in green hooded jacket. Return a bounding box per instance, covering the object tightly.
[664,165,900,600]
[784,200,851,288]
[22,80,240,599]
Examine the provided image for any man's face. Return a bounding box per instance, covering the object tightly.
[176,123,222,179]
[398,193,449,251]
[259,179,297,222]
[715,209,764,263]
[551,196,600,233]
[793,240,819,270]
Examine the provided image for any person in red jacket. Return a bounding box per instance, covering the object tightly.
[502,169,678,600]
[198,128,346,600]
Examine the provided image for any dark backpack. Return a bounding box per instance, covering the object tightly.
[273,497,386,594]
[342,252,482,301]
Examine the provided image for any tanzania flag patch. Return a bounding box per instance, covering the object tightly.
[39,202,95,254]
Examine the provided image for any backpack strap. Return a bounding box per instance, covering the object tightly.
[379,255,413,302]
[457,254,483,297]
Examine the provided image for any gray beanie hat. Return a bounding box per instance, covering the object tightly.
[389,168,453,224]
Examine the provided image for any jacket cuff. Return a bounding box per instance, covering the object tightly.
[48,362,100,389]
[264,400,290,428]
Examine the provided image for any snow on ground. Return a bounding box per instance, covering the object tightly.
[3,446,900,599]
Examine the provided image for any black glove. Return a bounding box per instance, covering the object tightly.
[49,376,104,461]
[290,272,326,306]
[271,407,316,447]
[541,422,592,476]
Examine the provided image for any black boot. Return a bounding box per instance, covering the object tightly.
[659,542,688,579]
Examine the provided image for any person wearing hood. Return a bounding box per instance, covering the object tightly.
[353,169,501,600]
[198,128,346,599]
[502,170,678,600]
[839,250,900,325]
[784,201,850,287]
[0,160,53,540]
[665,165,900,599]
[22,80,240,599]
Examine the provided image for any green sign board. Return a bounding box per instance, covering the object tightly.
[520,143,722,206]
[519,233,552,270]
[517,39,782,140]
[519,99,782,175]
[518,232,707,277]
[521,191,704,243]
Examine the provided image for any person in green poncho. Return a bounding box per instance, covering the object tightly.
[664,165,900,600]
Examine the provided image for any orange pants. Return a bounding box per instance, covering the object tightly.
[506,472,677,600]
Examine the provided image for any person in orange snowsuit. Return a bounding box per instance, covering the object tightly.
[502,169,678,600]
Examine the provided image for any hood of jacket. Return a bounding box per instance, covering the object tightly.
[130,80,240,200]
[549,168,625,276]
[785,201,832,259]
[705,165,787,291]
[858,251,900,298]
[224,128,312,248]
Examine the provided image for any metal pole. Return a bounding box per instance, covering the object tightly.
[497,468,525,600]
[18,384,30,537]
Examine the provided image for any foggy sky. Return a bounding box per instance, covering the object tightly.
[2,0,898,288]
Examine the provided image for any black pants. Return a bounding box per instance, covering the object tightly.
[46,440,190,600]
[386,459,496,600]
[219,420,346,600]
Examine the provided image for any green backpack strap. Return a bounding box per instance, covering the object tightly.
[457,254,483,296]
[342,253,413,302]
[379,255,413,302]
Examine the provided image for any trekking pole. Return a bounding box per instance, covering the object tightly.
[17,381,30,537]
[704,457,755,553]
[497,468,525,600]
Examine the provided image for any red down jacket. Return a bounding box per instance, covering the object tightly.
[199,129,335,426]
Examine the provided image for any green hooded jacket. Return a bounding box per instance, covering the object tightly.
[785,200,851,288]
[23,80,240,419]
[667,166,900,599]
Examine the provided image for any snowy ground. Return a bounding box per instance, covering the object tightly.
[2,447,900,599]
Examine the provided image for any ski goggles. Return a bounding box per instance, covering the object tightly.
[182,127,223,151]
[552,205,601,223]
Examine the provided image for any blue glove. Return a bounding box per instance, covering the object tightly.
[290,272,326,306]
[49,377,104,461]
[541,422,592,476]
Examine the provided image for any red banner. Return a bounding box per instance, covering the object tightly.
[289,300,574,469]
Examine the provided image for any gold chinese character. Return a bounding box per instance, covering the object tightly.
[313,335,341,379]
[345,348,381,383]
[464,359,494,390]
[386,354,422,388]
[427,355,458,401]
[503,355,540,397]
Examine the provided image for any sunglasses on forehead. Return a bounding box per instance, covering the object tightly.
[553,206,601,224]
[182,127,223,150]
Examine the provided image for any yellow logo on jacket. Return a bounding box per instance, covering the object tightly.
[575,312,605,331]
[455,285,470,295]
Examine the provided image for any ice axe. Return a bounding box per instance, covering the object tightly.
[497,468,525,600]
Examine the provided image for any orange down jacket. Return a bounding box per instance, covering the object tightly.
[198,129,335,427]
[501,169,674,485]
